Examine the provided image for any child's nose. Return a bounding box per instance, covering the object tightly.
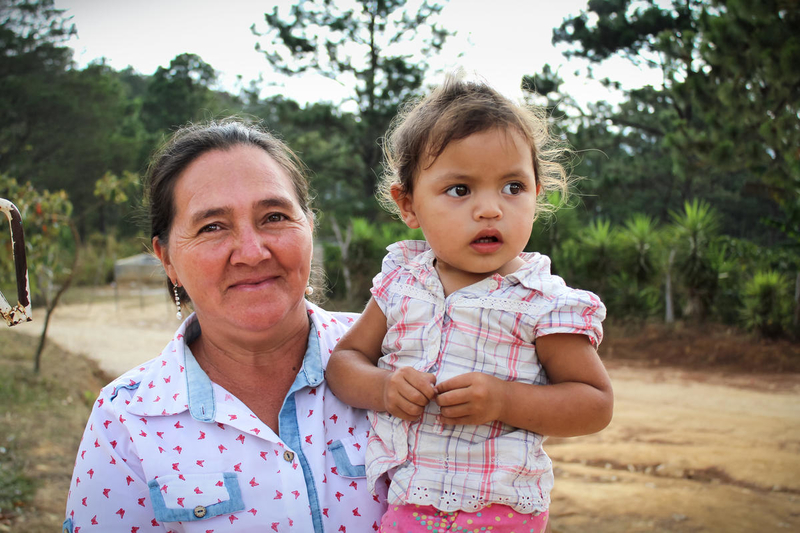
[474,195,502,220]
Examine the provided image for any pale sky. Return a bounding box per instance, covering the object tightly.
[54,0,662,111]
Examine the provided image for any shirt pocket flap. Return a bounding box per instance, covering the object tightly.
[328,435,366,478]
[148,472,244,522]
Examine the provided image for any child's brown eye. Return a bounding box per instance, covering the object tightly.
[503,182,524,195]
[445,185,469,197]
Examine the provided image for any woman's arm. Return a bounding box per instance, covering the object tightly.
[327,298,436,420]
[64,393,157,530]
[435,333,613,437]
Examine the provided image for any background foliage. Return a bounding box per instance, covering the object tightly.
[0,0,798,339]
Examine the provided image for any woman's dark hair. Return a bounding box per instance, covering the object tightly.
[145,120,313,304]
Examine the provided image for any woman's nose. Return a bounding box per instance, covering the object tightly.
[230,226,271,265]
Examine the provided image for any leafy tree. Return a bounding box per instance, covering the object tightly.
[1,173,76,372]
[552,0,795,242]
[252,0,452,302]
[252,0,452,204]
[141,53,228,134]
[0,0,75,175]
[0,171,132,372]
[1,2,150,236]
[6,62,149,234]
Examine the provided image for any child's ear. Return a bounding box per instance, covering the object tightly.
[390,184,420,229]
[536,182,542,195]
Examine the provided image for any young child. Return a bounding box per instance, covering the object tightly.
[326,75,613,533]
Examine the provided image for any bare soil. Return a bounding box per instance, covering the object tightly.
[5,289,800,532]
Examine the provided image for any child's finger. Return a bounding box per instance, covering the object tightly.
[398,382,432,408]
[438,402,472,419]
[405,371,437,401]
[434,387,469,407]
[434,373,472,395]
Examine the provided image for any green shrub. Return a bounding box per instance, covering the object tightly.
[605,270,662,320]
[741,270,792,338]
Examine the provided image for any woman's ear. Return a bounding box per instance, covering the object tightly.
[536,181,542,195]
[390,184,420,229]
[152,237,177,283]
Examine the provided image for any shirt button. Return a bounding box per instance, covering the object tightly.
[283,450,295,462]
[193,505,207,518]
[488,279,499,290]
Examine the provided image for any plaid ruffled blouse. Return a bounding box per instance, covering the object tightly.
[365,241,605,514]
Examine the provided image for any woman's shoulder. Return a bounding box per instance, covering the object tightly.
[97,332,188,414]
[306,301,359,332]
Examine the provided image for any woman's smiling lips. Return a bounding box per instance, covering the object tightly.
[228,275,279,291]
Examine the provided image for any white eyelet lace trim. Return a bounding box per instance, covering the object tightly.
[457,296,549,315]
[389,283,439,305]
[402,486,546,514]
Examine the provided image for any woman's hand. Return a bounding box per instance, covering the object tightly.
[434,372,506,426]
[383,367,437,421]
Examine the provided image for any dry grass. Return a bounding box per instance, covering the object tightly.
[0,329,109,532]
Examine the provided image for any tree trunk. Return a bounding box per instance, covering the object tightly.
[793,269,800,333]
[330,215,353,303]
[34,221,80,373]
[665,249,675,324]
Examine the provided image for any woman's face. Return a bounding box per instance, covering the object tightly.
[153,145,313,336]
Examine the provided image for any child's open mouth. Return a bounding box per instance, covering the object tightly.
[470,232,503,253]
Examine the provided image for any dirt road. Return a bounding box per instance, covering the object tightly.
[14,291,800,532]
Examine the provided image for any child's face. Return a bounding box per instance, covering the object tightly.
[392,127,539,286]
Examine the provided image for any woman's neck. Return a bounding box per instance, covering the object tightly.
[189,305,310,390]
[188,309,311,433]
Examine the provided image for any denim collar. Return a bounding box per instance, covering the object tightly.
[183,318,323,423]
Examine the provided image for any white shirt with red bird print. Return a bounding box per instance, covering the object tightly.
[63,302,388,533]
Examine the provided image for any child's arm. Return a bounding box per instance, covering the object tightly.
[435,333,613,437]
[327,298,436,421]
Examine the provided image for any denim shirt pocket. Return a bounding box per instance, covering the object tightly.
[328,435,367,478]
[147,472,244,522]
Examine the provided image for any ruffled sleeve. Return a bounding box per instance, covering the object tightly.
[370,240,429,315]
[534,281,606,347]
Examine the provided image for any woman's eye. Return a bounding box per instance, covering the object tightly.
[445,185,469,197]
[265,213,287,223]
[502,182,524,195]
[199,223,221,233]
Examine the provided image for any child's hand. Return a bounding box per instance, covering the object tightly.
[382,367,437,421]
[434,372,505,426]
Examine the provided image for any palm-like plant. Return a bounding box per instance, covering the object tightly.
[742,270,791,338]
[576,218,618,296]
[619,213,660,285]
[669,199,722,321]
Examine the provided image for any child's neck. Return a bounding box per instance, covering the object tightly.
[434,256,525,297]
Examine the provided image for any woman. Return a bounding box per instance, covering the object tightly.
[63,121,387,532]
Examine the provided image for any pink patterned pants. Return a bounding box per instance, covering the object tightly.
[379,503,549,533]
